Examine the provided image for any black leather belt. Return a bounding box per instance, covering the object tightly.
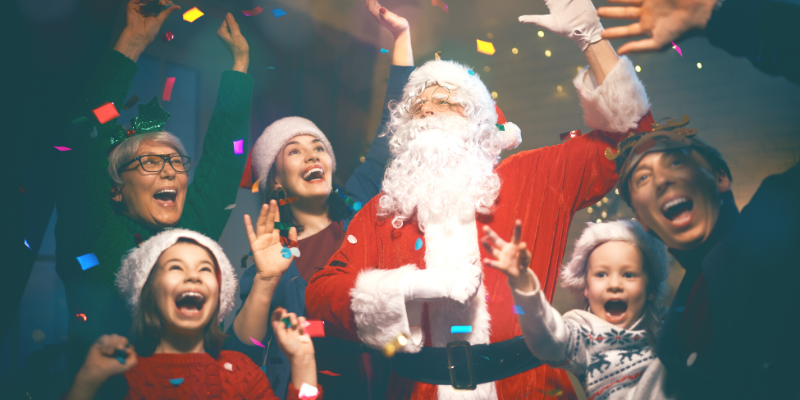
[313,336,543,390]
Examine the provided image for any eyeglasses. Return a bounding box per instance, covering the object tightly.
[404,86,455,115]
[118,154,192,173]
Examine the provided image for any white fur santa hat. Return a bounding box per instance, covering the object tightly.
[115,229,238,322]
[239,117,337,194]
[404,59,522,150]
[561,220,670,306]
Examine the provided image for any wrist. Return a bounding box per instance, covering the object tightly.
[75,367,107,388]
[113,33,147,62]
[232,56,249,74]
[508,269,537,293]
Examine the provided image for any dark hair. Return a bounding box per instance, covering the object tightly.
[130,238,227,357]
[621,144,732,208]
[640,256,665,351]
[263,163,354,234]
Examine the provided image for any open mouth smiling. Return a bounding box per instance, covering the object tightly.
[604,299,628,322]
[153,188,178,206]
[175,291,206,317]
[302,166,325,183]
[661,196,694,225]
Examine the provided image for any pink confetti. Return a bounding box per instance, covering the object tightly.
[319,370,341,377]
[163,77,176,102]
[672,42,683,57]
[54,146,72,151]
[250,337,265,348]
[242,6,263,16]
[432,0,449,13]
[162,31,174,42]
[234,139,244,155]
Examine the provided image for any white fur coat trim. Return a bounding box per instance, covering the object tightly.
[115,228,238,322]
[574,56,650,134]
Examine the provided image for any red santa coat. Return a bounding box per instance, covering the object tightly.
[306,57,653,400]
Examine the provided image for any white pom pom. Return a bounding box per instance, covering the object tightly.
[501,122,522,150]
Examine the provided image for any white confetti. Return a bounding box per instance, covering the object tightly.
[686,352,697,367]
[225,204,236,210]
[290,247,301,257]
[224,362,233,372]
[347,235,357,244]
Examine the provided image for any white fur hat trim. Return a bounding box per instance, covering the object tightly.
[561,220,670,305]
[115,229,238,322]
[251,116,336,193]
[500,122,522,150]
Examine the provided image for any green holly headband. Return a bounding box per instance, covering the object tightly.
[108,96,171,148]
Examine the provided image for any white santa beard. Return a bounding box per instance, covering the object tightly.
[382,117,500,400]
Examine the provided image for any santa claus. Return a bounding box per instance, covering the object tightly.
[306,0,654,398]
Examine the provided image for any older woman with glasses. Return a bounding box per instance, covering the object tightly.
[55,0,253,382]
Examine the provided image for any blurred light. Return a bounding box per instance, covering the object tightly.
[596,219,602,223]
[484,66,491,72]
[697,63,703,69]
[491,91,498,99]
[596,201,602,207]
[487,33,494,39]
[615,188,619,195]
[635,65,642,72]
[601,211,608,218]
[588,207,593,214]
[360,156,365,163]
[577,66,583,72]
[557,85,563,92]
[512,48,519,54]
[538,31,544,37]
[545,50,552,57]
[602,197,609,203]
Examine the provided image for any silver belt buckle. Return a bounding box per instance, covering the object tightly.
[446,341,477,390]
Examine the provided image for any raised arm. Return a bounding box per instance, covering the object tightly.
[180,14,253,238]
[344,1,416,206]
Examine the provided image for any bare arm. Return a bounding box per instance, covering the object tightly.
[366,0,414,67]
[583,39,620,86]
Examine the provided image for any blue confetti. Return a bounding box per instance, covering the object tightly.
[169,378,184,386]
[76,253,99,271]
[468,70,475,75]
[280,247,292,259]
[271,8,286,18]
[450,325,472,334]
[380,48,389,54]
[512,305,525,315]
[353,202,362,211]
[115,356,126,364]
[414,238,423,251]
[24,239,30,249]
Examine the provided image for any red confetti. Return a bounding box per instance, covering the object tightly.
[318,370,341,377]
[242,6,263,16]
[279,196,298,206]
[279,236,299,248]
[163,77,176,102]
[17,187,25,193]
[162,31,174,43]
[92,102,120,125]
[432,0,449,13]
[304,320,325,338]
[122,95,139,110]
[76,313,87,322]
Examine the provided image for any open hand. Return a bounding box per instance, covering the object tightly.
[598,0,716,55]
[114,0,180,61]
[244,201,297,282]
[482,220,535,291]
[271,308,315,360]
[519,0,604,51]
[366,0,410,38]
[77,334,137,385]
[218,13,250,73]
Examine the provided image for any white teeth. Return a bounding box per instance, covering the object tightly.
[176,291,204,302]
[303,168,324,179]
[662,197,688,213]
[157,189,177,195]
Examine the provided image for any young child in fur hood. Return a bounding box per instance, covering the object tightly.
[65,203,321,400]
[482,219,669,400]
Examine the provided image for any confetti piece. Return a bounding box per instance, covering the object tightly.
[347,235,357,244]
[183,7,204,22]
[559,129,582,141]
[24,239,30,249]
[536,388,564,397]
[242,6,263,16]
[225,204,236,210]
[169,378,184,386]
[274,221,293,231]
[76,253,99,270]
[224,362,233,372]
[279,196,298,206]
[304,320,325,337]
[435,51,442,60]
[54,146,71,151]
[234,139,244,155]
[319,370,341,377]
[269,357,284,364]
[431,0,449,13]
[380,48,389,54]
[92,102,120,125]
[299,383,320,399]
[281,317,292,328]
[476,40,496,56]
[468,70,475,75]
[290,247,301,258]
[450,325,472,334]
[281,247,292,259]
[415,238,423,251]
[271,8,286,18]
[250,337,265,347]
[261,66,276,70]
[279,236,299,248]
[252,180,259,193]
[329,260,347,267]
[512,305,525,315]
[671,42,683,57]
[162,31,174,43]
[496,124,505,131]
[122,95,140,110]
[76,313,87,322]
[163,77,176,102]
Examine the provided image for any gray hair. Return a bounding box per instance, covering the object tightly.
[107,131,188,187]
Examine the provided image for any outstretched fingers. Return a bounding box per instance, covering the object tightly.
[596,6,642,20]
[601,23,645,39]
[617,38,664,55]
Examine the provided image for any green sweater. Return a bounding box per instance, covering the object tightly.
[55,50,252,373]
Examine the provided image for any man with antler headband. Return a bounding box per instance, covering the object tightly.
[610,118,800,399]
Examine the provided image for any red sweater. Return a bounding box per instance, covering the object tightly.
[123,350,318,399]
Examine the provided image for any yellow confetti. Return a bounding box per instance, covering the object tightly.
[476,40,496,56]
[183,7,204,23]
[252,180,259,193]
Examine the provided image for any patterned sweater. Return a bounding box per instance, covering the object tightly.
[123,350,318,399]
[55,50,252,375]
[511,270,655,400]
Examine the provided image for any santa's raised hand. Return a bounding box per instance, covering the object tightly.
[244,200,297,282]
[519,0,604,51]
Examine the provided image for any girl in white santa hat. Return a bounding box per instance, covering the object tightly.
[64,210,321,400]
[482,219,670,400]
